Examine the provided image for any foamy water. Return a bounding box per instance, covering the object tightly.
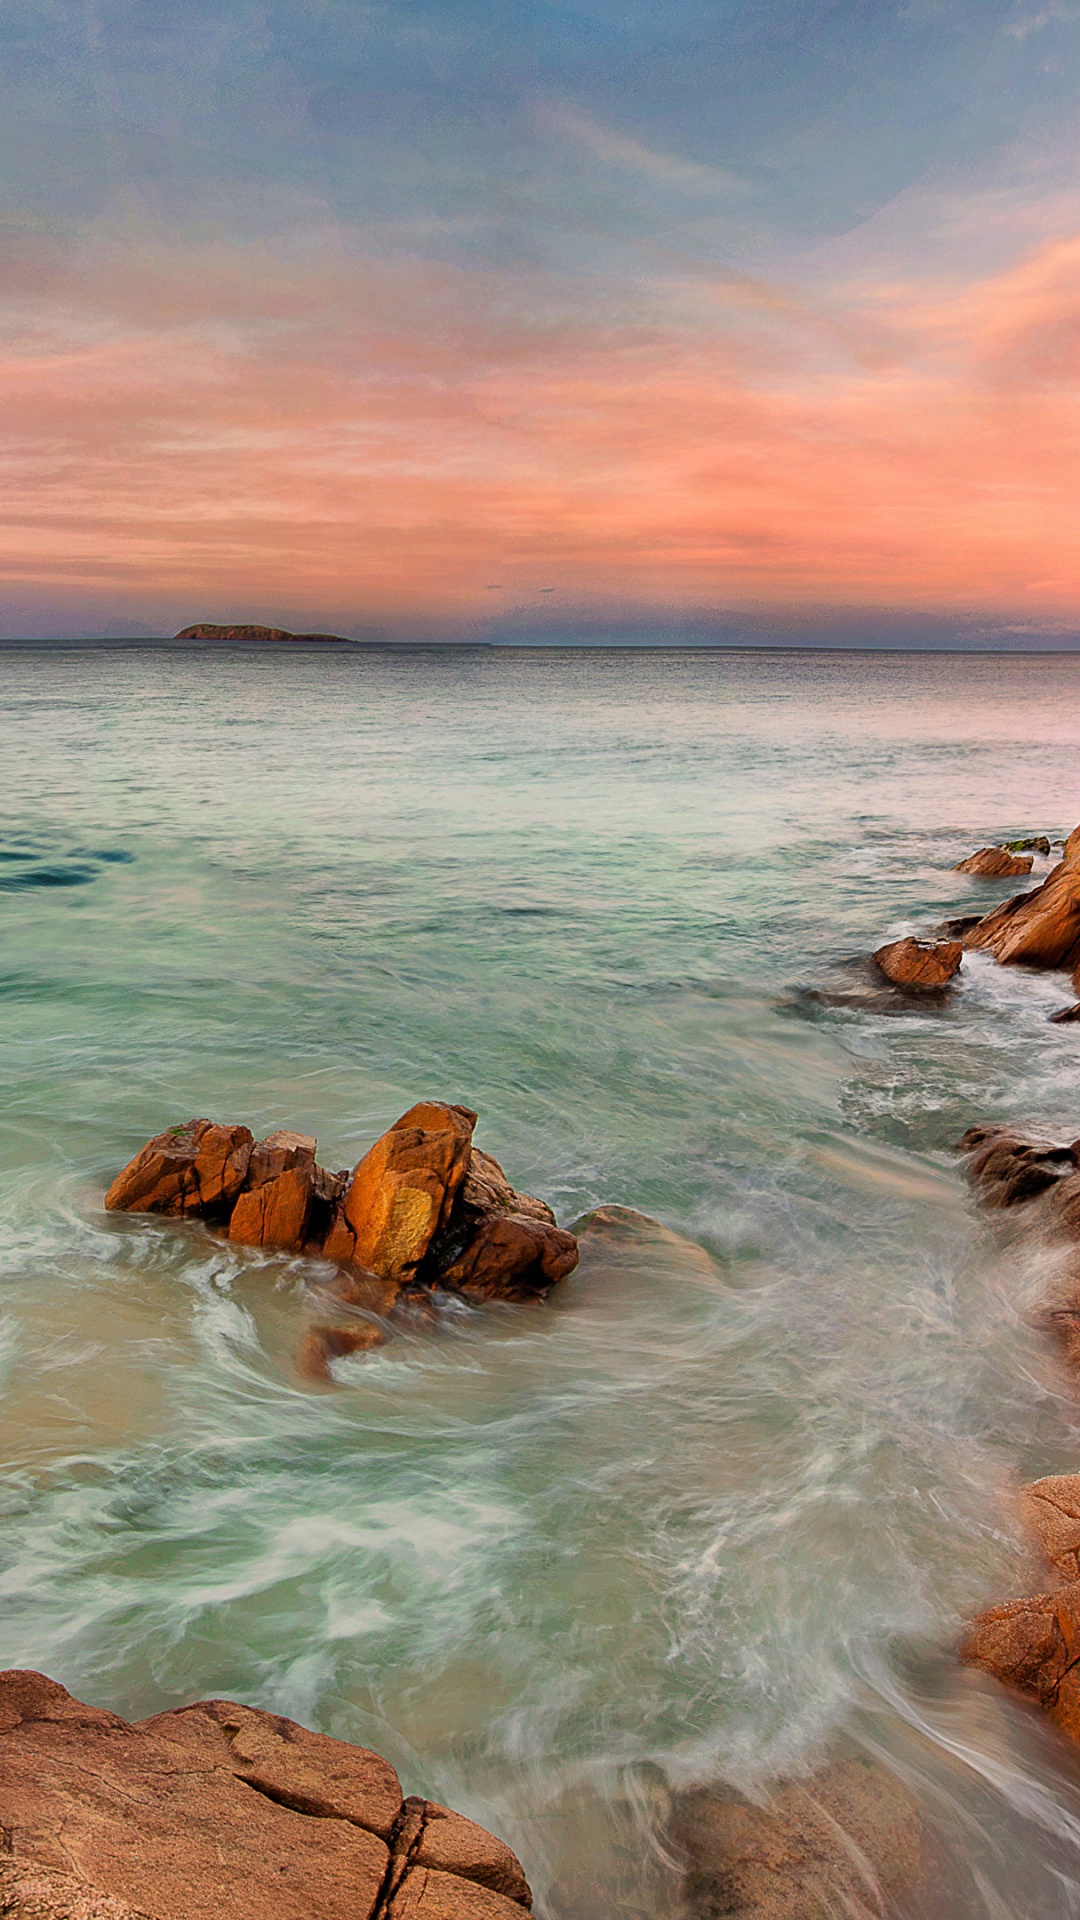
[3,643,1080,1914]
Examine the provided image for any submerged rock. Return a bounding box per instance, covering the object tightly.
[572,1205,720,1282]
[872,936,962,990]
[1050,1003,1080,1025]
[955,846,1034,878]
[105,1101,579,1366]
[955,1124,1079,1209]
[0,1670,530,1920]
[671,1751,925,1920]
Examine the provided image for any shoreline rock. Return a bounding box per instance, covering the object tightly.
[872,936,963,991]
[105,1104,578,1374]
[0,1670,530,1920]
[954,846,1034,878]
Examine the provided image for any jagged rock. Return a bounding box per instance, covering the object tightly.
[229,1163,315,1251]
[0,1671,530,1920]
[459,1149,555,1227]
[955,1124,1078,1208]
[1050,1003,1080,1024]
[246,1128,317,1187]
[343,1103,477,1283]
[670,1752,925,1920]
[872,937,962,990]
[955,846,1034,877]
[1021,1474,1080,1582]
[964,833,1080,974]
[1004,836,1052,856]
[105,1120,253,1217]
[962,1580,1080,1746]
[438,1212,578,1301]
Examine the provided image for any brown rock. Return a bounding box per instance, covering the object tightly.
[228,1163,314,1251]
[458,1150,555,1226]
[955,846,1034,877]
[955,1124,1078,1208]
[343,1103,477,1283]
[297,1322,388,1377]
[246,1128,317,1187]
[1021,1474,1080,1582]
[0,1672,531,1920]
[0,1672,389,1920]
[105,1120,253,1218]
[872,937,962,990]
[670,1752,925,1920]
[965,844,1080,973]
[1050,1003,1080,1024]
[962,1580,1080,1743]
[388,1869,527,1920]
[175,625,351,645]
[0,1856,152,1917]
[439,1212,579,1301]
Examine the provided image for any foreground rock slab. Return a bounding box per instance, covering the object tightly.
[872,937,962,991]
[0,1671,530,1920]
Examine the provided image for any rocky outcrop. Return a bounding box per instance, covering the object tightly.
[174,625,351,644]
[106,1104,578,1369]
[963,1582,1080,1746]
[954,846,1034,878]
[671,1751,925,1920]
[1021,1473,1080,1583]
[963,831,1080,976]
[0,1671,530,1920]
[955,1123,1079,1209]
[872,936,962,990]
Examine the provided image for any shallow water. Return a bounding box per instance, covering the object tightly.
[3,643,1080,1914]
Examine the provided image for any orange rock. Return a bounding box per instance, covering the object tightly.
[965,849,1080,972]
[872,937,962,990]
[1021,1475,1080,1582]
[105,1120,253,1217]
[342,1102,477,1282]
[388,1867,527,1920]
[229,1164,314,1251]
[439,1212,579,1301]
[246,1128,316,1187]
[410,1800,531,1906]
[297,1323,387,1377]
[962,1580,1080,1744]
[954,846,1034,877]
[459,1149,555,1225]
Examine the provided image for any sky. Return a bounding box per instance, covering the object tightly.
[2,0,1080,643]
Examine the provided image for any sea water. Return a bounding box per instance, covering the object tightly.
[2,643,1080,1915]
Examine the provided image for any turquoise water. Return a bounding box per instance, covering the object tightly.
[3,643,1080,1914]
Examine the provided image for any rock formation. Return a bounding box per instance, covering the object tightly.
[105,1103,578,1372]
[954,846,1034,878]
[174,624,352,644]
[872,936,963,990]
[0,1670,530,1920]
[962,1474,1080,1751]
[962,828,1080,981]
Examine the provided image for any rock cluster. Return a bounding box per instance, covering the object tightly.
[0,1669,531,1920]
[105,1104,578,1373]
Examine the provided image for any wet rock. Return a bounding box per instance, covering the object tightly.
[229,1163,315,1250]
[572,1205,719,1281]
[1050,1003,1080,1024]
[955,1124,1078,1208]
[297,1321,388,1378]
[955,846,1034,878]
[458,1148,555,1227]
[872,937,963,990]
[1021,1474,1080,1582]
[964,834,1080,974]
[962,1581,1080,1746]
[343,1102,477,1283]
[439,1212,579,1301]
[0,1670,530,1920]
[246,1128,316,1187]
[1004,836,1052,857]
[105,1119,253,1218]
[671,1752,925,1920]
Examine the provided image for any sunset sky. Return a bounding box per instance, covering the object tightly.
[3,1,1080,642]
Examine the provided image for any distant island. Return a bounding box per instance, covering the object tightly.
[174,623,354,644]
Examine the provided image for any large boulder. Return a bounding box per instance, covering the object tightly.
[964,834,1080,974]
[340,1102,477,1283]
[955,846,1034,878]
[105,1120,253,1218]
[229,1164,316,1251]
[1021,1474,1080,1583]
[439,1212,579,1302]
[0,1671,530,1920]
[872,937,962,990]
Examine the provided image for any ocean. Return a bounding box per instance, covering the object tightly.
[3,641,1080,1915]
